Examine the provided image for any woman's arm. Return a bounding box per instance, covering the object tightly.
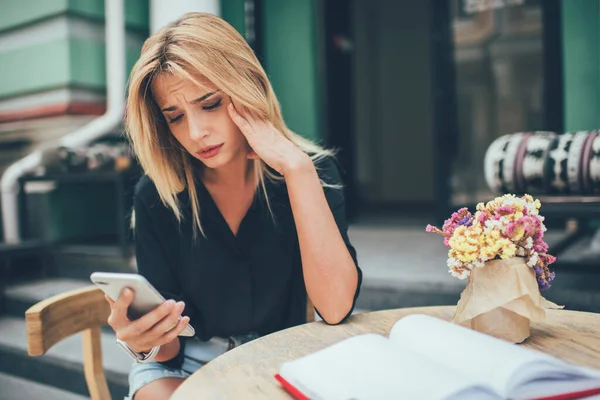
[285,156,360,325]
[132,188,197,366]
[226,104,361,324]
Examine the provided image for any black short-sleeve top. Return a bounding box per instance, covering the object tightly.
[133,156,362,368]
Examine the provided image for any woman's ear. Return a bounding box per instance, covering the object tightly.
[246,140,259,159]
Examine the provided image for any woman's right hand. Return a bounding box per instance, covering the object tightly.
[105,288,190,353]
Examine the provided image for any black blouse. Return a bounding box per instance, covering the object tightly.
[133,156,362,368]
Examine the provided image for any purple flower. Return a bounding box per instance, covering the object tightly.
[538,278,551,291]
[457,215,473,227]
[439,208,473,243]
[533,254,556,290]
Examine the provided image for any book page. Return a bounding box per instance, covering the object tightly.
[280,334,501,400]
[388,314,577,398]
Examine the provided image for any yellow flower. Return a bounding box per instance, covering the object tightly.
[511,226,525,241]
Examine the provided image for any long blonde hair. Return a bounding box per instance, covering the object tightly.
[126,12,332,236]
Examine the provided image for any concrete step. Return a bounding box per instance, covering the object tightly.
[2,278,120,338]
[0,316,130,399]
[0,372,89,400]
[3,278,91,318]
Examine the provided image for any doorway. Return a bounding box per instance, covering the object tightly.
[322,0,437,222]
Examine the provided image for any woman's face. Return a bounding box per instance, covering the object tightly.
[152,72,248,170]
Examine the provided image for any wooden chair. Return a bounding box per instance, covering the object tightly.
[25,286,112,400]
[25,285,316,400]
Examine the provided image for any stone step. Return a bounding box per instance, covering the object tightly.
[0,316,130,399]
[0,371,89,400]
[2,278,120,339]
[3,278,91,318]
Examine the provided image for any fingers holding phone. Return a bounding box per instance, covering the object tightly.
[105,288,189,353]
[106,287,134,331]
[131,298,191,348]
[146,300,190,338]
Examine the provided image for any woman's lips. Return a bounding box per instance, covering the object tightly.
[196,144,223,159]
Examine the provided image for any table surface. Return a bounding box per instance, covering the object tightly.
[170,306,600,399]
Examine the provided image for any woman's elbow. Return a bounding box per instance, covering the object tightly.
[320,296,355,325]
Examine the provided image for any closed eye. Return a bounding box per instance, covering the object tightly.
[203,98,222,111]
[166,97,223,124]
[168,115,183,124]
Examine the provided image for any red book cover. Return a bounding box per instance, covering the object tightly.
[275,373,600,400]
[532,387,600,400]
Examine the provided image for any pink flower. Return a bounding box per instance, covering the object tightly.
[505,222,518,237]
[497,206,514,214]
[533,241,548,254]
[522,216,540,234]
[539,253,556,266]
[442,208,473,237]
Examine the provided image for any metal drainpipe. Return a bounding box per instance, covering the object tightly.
[0,0,126,243]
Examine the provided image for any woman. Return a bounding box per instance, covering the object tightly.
[106,12,362,400]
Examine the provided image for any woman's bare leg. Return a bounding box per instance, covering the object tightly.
[133,377,186,400]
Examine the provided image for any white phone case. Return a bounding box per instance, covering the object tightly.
[90,272,195,337]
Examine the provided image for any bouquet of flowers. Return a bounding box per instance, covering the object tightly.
[426,194,561,343]
[426,194,556,290]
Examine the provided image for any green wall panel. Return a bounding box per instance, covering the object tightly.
[561,0,600,131]
[68,0,149,31]
[262,0,322,141]
[221,0,246,36]
[0,40,71,98]
[0,0,68,32]
[0,0,149,32]
[69,38,106,91]
[0,37,144,98]
[70,38,145,90]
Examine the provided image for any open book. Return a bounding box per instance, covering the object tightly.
[276,314,600,400]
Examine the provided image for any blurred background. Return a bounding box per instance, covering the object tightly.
[0,0,599,399]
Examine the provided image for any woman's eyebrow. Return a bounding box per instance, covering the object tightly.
[161,90,220,112]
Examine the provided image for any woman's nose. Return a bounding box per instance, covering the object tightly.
[188,118,209,142]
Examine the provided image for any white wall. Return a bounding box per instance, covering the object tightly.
[352,0,435,205]
[150,0,220,34]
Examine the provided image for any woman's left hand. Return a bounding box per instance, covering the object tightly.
[227,101,311,176]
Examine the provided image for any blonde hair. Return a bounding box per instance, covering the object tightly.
[126,12,332,236]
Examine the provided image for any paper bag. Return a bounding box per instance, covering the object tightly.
[453,257,562,343]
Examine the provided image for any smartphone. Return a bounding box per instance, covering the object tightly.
[90,272,195,337]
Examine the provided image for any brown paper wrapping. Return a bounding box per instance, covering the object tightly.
[453,257,562,343]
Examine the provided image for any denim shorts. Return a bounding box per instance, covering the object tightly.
[126,333,259,399]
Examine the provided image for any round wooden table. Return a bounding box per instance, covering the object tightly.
[170,306,600,399]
